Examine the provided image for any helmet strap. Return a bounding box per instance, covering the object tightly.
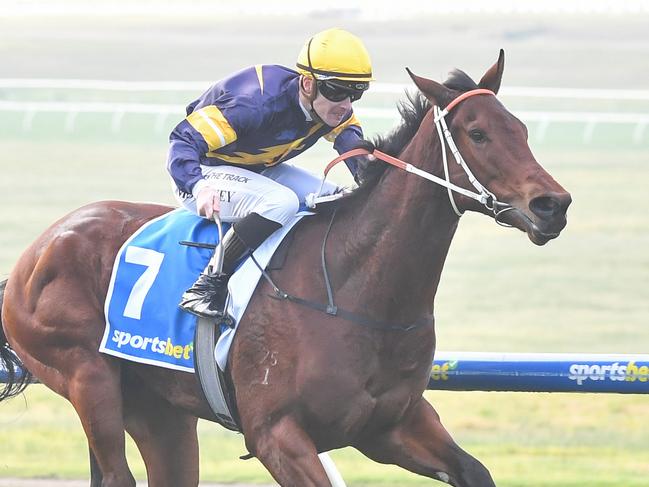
[304,38,324,123]
[307,81,324,124]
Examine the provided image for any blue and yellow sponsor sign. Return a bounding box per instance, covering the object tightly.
[428,352,649,394]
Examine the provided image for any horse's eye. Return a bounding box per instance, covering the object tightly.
[469,129,486,143]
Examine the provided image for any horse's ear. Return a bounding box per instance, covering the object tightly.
[478,49,505,94]
[406,68,452,106]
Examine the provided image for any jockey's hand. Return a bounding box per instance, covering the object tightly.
[351,140,377,186]
[353,139,376,158]
[353,139,377,167]
[196,186,221,220]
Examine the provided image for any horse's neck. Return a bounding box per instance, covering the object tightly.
[333,121,459,321]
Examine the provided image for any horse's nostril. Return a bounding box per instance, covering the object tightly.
[529,195,561,219]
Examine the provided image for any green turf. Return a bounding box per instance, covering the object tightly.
[1,139,648,485]
[1,140,647,352]
[2,386,648,485]
[2,7,649,486]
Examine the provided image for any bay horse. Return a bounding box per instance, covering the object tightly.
[0,51,570,487]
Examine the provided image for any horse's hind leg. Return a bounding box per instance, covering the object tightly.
[356,398,496,487]
[68,358,136,487]
[90,448,103,487]
[123,382,199,487]
[247,415,334,487]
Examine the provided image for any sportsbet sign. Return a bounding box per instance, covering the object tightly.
[428,352,649,393]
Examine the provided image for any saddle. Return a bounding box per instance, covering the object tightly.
[100,207,305,430]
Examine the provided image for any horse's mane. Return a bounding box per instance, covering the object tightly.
[334,69,476,206]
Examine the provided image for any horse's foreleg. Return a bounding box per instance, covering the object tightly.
[123,383,199,487]
[357,398,496,487]
[247,415,334,487]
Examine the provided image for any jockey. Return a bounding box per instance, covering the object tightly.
[167,28,373,319]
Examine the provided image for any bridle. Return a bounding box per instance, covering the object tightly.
[249,89,520,330]
[309,88,516,226]
[433,89,515,224]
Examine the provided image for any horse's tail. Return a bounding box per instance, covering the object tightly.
[0,278,33,402]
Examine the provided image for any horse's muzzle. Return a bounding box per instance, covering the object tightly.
[520,191,571,244]
[529,192,572,222]
[498,190,571,245]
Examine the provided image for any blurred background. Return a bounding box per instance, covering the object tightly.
[1,0,648,485]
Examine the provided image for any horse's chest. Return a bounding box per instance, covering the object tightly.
[360,334,435,423]
[299,348,432,443]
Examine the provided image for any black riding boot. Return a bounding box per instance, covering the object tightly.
[179,213,282,319]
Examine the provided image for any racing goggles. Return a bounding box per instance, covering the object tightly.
[317,80,368,102]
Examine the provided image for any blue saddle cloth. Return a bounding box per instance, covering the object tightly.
[100,208,230,372]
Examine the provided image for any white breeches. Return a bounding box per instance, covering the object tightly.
[173,163,338,226]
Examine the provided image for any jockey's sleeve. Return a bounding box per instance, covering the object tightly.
[324,113,365,176]
[167,97,259,195]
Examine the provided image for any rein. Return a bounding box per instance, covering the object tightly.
[308,88,515,226]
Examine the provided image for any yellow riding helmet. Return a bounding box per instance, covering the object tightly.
[296,28,374,83]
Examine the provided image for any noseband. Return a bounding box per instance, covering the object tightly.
[311,88,515,226]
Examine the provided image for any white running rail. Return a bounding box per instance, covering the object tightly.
[1,80,648,143]
[3,79,649,101]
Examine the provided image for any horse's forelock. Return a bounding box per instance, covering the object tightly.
[443,69,479,93]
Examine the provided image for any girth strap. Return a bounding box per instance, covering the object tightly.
[268,290,432,332]
[194,317,240,431]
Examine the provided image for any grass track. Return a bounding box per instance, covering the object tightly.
[1,140,647,485]
[1,386,648,485]
[1,8,649,485]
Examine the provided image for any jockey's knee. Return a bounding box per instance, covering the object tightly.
[257,188,300,227]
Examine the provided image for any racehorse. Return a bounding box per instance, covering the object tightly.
[0,51,570,487]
